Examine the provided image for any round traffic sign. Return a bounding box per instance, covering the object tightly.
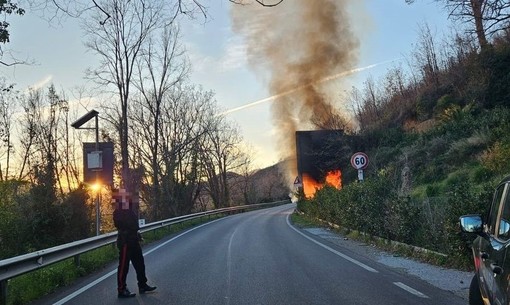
[350,152,369,170]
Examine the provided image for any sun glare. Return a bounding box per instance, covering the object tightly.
[90,182,102,192]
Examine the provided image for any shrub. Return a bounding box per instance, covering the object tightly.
[384,196,420,244]
[308,185,341,223]
[434,94,457,117]
[480,141,510,175]
[442,180,493,268]
[300,169,495,269]
[470,165,493,184]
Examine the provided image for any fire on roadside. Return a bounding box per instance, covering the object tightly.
[302,170,342,198]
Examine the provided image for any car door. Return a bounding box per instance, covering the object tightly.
[493,182,510,305]
[479,182,510,305]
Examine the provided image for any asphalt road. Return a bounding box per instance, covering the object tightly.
[41,204,466,305]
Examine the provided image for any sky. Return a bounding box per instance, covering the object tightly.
[1,0,453,170]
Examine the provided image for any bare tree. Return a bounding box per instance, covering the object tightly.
[310,111,353,132]
[406,0,510,48]
[413,23,442,86]
[223,143,254,205]
[351,76,383,132]
[200,117,246,208]
[17,90,41,182]
[46,85,69,194]
[84,0,166,192]
[16,86,79,194]
[0,80,18,181]
[25,0,284,24]
[130,85,218,218]
[160,87,215,216]
[129,23,190,219]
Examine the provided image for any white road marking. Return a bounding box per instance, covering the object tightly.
[285,214,378,273]
[225,226,240,305]
[53,218,225,305]
[394,282,429,298]
[53,271,116,305]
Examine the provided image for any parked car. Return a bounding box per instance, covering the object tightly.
[460,176,510,305]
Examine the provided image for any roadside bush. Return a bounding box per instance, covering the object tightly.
[383,196,420,244]
[348,177,389,235]
[300,171,494,269]
[442,180,493,268]
[306,175,404,238]
[308,185,341,223]
[414,196,448,251]
[296,190,318,218]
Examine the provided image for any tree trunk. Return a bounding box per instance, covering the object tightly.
[471,0,489,48]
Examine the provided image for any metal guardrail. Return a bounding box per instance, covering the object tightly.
[0,200,290,305]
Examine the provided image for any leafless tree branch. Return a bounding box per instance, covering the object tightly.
[33,0,284,23]
[0,59,24,66]
[253,0,284,7]
[91,0,111,24]
[229,0,284,6]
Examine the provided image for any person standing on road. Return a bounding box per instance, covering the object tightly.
[113,191,156,298]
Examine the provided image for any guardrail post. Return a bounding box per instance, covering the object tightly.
[1,279,7,305]
[74,254,81,267]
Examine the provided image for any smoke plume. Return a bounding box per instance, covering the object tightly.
[231,0,362,179]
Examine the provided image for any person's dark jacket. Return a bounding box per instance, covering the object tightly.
[113,208,141,246]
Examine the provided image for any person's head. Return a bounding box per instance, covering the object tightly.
[121,200,130,210]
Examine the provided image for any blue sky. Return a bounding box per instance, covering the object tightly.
[2,0,452,169]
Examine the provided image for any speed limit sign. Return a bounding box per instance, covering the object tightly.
[350,152,369,170]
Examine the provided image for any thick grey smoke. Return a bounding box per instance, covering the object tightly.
[231,0,361,177]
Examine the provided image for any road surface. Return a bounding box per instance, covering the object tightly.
[40,204,466,305]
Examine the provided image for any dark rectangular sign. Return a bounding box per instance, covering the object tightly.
[83,142,114,185]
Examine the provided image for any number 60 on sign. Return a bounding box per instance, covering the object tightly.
[350,152,369,170]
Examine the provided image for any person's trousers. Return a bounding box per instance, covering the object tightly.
[117,242,148,291]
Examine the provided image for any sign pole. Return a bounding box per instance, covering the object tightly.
[95,114,100,236]
[358,169,364,182]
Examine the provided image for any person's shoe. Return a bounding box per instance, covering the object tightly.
[139,284,157,294]
[118,288,136,298]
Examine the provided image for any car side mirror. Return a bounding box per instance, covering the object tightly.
[499,218,510,238]
[459,214,483,234]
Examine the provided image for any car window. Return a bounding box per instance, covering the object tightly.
[499,184,510,240]
[488,184,506,235]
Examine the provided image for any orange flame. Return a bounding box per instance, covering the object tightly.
[325,170,342,189]
[302,170,342,198]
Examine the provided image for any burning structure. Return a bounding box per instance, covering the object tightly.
[296,130,353,198]
[231,1,366,193]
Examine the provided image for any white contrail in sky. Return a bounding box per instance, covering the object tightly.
[30,75,53,91]
[218,59,397,116]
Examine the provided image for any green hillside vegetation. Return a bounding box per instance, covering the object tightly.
[298,28,510,270]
